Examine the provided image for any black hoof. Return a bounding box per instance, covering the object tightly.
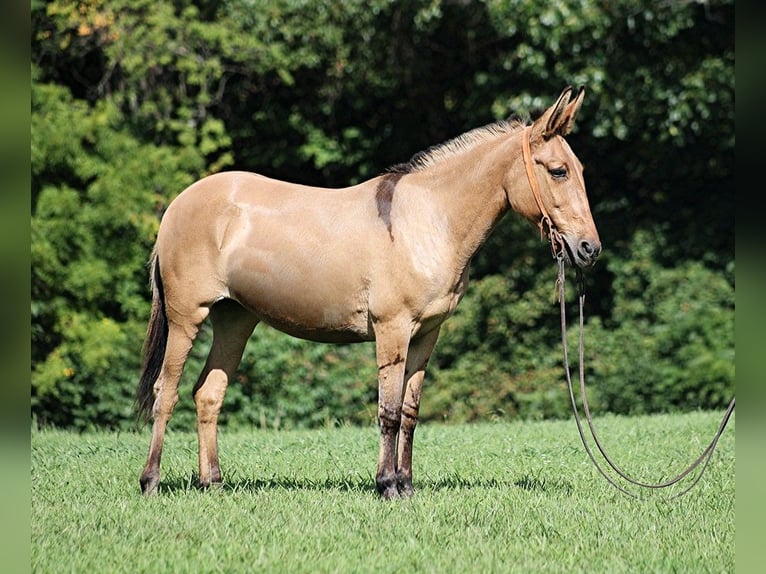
[397,477,414,498]
[376,475,400,500]
[376,473,415,499]
[140,471,160,495]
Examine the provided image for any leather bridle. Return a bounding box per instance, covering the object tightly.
[521,126,566,260]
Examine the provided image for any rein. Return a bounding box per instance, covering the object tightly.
[555,258,735,499]
[521,126,735,499]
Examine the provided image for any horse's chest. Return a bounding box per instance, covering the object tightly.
[413,266,470,333]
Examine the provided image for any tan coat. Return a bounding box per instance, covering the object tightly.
[137,86,600,499]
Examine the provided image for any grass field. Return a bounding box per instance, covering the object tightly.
[31,411,734,573]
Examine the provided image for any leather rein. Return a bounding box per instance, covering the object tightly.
[521,126,735,499]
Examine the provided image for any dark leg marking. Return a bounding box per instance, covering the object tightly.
[378,353,405,371]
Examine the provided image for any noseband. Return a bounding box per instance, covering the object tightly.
[521,127,566,259]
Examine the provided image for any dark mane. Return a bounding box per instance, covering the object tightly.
[386,118,527,175]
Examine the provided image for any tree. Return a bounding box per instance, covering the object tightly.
[31,0,734,429]
[31,79,207,428]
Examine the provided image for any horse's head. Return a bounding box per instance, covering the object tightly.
[517,86,601,268]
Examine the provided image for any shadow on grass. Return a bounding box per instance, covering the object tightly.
[156,471,574,496]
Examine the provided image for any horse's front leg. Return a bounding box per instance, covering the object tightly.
[373,323,410,500]
[396,327,441,497]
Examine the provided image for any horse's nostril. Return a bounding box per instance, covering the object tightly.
[579,240,601,261]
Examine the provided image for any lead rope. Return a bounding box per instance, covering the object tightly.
[556,255,736,499]
[520,126,734,498]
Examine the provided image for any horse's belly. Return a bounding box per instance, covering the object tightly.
[258,316,372,344]
[257,296,372,344]
[227,255,373,343]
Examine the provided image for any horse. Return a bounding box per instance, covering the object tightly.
[135,86,601,499]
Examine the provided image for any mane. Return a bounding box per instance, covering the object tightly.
[386,117,528,175]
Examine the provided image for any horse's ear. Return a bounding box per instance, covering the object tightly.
[536,86,584,139]
[557,85,585,136]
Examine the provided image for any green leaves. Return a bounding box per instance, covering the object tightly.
[585,230,734,415]
[31,0,733,430]
[31,66,211,428]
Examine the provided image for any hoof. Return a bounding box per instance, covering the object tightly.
[397,478,414,498]
[376,474,400,500]
[380,485,402,500]
[140,471,160,495]
[198,479,223,491]
[376,474,414,500]
[198,467,222,490]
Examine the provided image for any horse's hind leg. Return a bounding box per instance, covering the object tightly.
[193,299,258,489]
[396,327,441,497]
[140,316,205,495]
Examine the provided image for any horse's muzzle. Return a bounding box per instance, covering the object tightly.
[562,236,601,268]
[574,239,601,268]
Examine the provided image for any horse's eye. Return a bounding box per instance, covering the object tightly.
[549,167,567,179]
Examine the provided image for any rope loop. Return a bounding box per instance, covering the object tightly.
[556,257,735,499]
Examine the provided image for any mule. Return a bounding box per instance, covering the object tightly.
[136,86,600,499]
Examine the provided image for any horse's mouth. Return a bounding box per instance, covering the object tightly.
[562,240,577,266]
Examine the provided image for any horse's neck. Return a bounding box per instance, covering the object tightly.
[407,134,521,266]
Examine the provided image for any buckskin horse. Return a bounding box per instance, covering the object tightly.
[136,86,601,499]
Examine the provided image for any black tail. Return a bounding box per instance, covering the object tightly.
[135,250,168,426]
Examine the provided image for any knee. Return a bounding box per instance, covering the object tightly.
[377,405,401,431]
[193,372,228,405]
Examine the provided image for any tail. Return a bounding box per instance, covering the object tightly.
[135,248,168,426]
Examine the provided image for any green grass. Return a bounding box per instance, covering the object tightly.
[32,411,734,573]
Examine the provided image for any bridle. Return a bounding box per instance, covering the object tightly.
[521,125,736,499]
[521,126,566,259]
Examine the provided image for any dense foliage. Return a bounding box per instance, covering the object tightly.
[31,0,734,430]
